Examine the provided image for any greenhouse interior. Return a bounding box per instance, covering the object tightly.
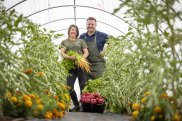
[0,0,182,121]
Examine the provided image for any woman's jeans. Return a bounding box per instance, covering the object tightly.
[67,68,87,105]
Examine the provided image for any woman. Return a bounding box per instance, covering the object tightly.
[60,24,89,112]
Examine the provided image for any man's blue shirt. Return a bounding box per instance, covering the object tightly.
[79,30,108,52]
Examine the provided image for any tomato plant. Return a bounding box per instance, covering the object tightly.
[0,3,70,119]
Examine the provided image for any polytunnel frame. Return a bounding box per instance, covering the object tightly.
[5,0,182,50]
[5,0,137,35]
[25,5,137,31]
[6,0,138,50]
[40,18,126,35]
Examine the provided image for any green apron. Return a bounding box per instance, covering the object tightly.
[84,32,105,79]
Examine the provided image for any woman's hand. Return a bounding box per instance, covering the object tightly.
[68,56,76,61]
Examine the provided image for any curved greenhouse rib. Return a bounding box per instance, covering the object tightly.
[25,5,136,29]
[6,0,27,11]
[55,28,74,32]
[40,18,126,35]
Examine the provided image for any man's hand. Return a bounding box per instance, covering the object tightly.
[100,51,105,57]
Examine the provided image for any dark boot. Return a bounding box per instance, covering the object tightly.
[69,102,80,112]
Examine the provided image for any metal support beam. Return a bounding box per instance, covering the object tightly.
[25,5,136,29]
[6,0,27,11]
[74,0,76,25]
[40,18,126,35]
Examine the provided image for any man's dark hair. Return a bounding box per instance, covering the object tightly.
[87,17,97,22]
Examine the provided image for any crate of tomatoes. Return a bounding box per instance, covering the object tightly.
[80,93,105,113]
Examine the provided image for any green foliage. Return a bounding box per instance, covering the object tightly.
[60,51,77,71]
[3,90,69,119]
[83,0,182,120]
[0,6,30,118]
[100,36,145,114]
[17,20,68,94]
[0,4,69,118]
[82,79,104,93]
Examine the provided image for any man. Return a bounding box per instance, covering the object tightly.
[80,17,108,80]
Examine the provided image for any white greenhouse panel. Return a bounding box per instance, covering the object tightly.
[3,0,128,39]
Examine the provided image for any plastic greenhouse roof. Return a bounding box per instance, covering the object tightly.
[3,0,131,44]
